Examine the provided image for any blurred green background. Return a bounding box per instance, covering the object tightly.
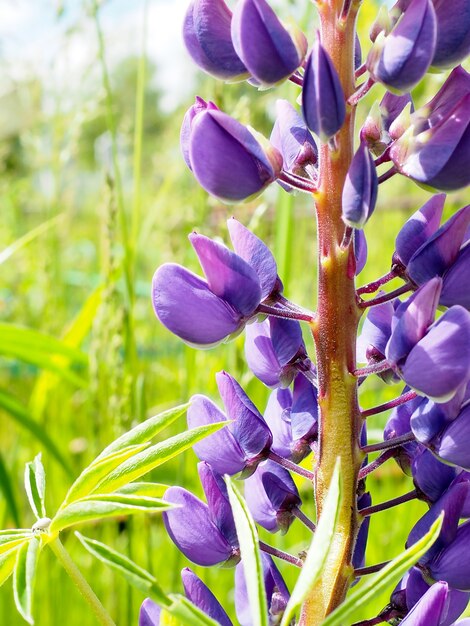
[1,1,469,624]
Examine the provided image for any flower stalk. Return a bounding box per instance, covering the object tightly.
[299,2,363,623]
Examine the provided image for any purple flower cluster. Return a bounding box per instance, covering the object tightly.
[146,0,470,624]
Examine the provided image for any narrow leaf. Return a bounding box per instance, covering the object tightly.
[281,459,342,626]
[0,453,21,526]
[24,455,46,520]
[50,494,173,533]
[0,546,21,587]
[321,514,444,626]
[0,214,63,266]
[0,536,33,556]
[226,476,268,626]
[96,403,190,461]
[13,537,40,625]
[114,482,168,498]
[75,532,168,606]
[62,444,149,506]
[94,421,226,494]
[0,389,72,476]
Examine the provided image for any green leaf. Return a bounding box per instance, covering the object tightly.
[96,403,190,461]
[0,214,63,266]
[13,537,40,625]
[50,494,173,533]
[114,482,168,498]
[0,536,33,556]
[62,444,149,506]
[24,455,47,520]
[0,546,21,587]
[75,533,219,626]
[0,453,21,526]
[94,421,226,494]
[0,389,73,477]
[75,532,168,606]
[321,514,444,626]
[281,459,342,626]
[0,323,87,388]
[225,476,268,626]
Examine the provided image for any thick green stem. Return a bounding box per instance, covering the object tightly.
[299,2,363,624]
[48,537,116,626]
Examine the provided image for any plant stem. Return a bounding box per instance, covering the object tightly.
[361,391,418,418]
[358,448,398,480]
[355,561,390,577]
[359,282,413,308]
[293,507,317,532]
[353,360,391,377]
[268,451,315,481]
[259,541,303,567]
[257,303,315,323]
[361,431,414,454]
[48,537,116,626]
[359,489,418,517]
[299,2,363,624]
[357,269,397,295]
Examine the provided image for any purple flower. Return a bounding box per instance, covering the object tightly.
[342,141,378,229]
[180,97,219,170]
[264,375,318,463]
[430,0,470,70]
[394,194,446,268]
[152,219,279,347]
[243,460,301,533]
[140,569,233,626]
[183,105,282,202]
[301,38,346,142]
[235,553,290,626]
[139,599,161,626]
[400,582,457,626]
[231,0,307,87]
[163,462,239,567]
[361,91,413,156]
[245,317,310,388]
[187,371,272,476]
[182,0,248,81]
[270,99,317,183]
[354,492,371,570]
[181,568,233,626]
[355,229,368,275]
[390,90,470,191]
[367,0,437,92]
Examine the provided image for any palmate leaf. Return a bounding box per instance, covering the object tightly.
[281,459,342,626]
[76,533,219,626]
[93,421,226,494]
[13,537,41,625]
[226,476,268,626]
[61,443,150,506]
[0,546,22,588]
[24,454,46,520]
[49,494,174,534]
[321,514,444,626]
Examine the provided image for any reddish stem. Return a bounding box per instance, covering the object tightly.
[378,166,397,184]
[259,541,303,568]
[359,282,413,308]
[357,269,397,295]
[354,561,390,577]
[268,450,316,481]
[361,431,415,454]
[361,390,418,418]
[358,448,398,480]
[293,507,317,532]
[257,303,315,323]
[359,489,418,517]
[353,360,391,378]
[348,77,375,105]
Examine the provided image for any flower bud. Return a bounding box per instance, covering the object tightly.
[180,97,218,170]
[245,317,308,388]
[244,460,301,533]
[231,0,307,87]
[235,553,289,626]
[366,0,437,93]
[342,142,378,229]
[186,107,282,202]
[302,39,346,142]
[183,0,248,81]
[270,100,317,181]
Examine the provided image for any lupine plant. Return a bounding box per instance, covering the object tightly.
[2,0,470,625]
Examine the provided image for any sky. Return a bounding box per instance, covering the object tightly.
[0,0,196,111]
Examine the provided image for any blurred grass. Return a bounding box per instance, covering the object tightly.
[0,1,468,624]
